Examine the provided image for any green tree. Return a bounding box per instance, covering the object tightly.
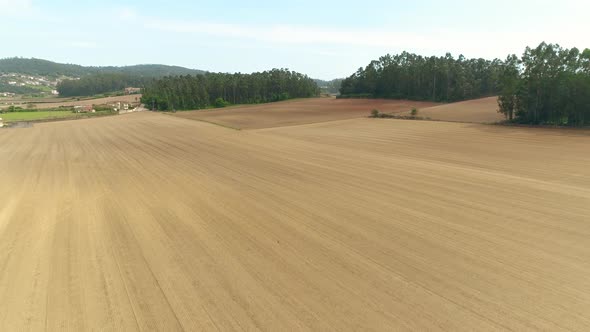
[498,55,520,120]
[141,69,319,111]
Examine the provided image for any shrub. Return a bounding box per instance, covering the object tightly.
[338,93,374,99]
[274,92,290,101]
[6,106,23,112]
[214,98,230,108]
[410,108,418,117]
[370,109,380,118]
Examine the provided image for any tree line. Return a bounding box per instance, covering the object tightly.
[141,69,319,111]
[498,43,590,126]
[57,73,150,97]
[340,52,502,102]
[340,42,590,126]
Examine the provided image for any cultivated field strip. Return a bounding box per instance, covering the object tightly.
[172,97,439,129]
[0,112,589,330]
[397,97,504,123]
[6,94,142,110]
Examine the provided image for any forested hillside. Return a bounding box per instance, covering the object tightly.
[340,52,502,102]
[0,83,38,94]
[141,69,319,111]
[0,58,207,96]
[0,58,89,77]
[498,43,590,126]
[0,58,205,78]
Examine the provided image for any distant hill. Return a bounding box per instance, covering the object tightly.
[0,58,207,96]
[0,57,205,78]
[0,58,340,98]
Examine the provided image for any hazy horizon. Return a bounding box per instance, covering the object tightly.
[1,0,589,80]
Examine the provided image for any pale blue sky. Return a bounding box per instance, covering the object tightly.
[1,0,589,79]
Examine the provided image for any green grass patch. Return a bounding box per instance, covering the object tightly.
[0,110,117,123]
[1,111,75,122]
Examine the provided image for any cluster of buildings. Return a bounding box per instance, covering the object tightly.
[73,105,95,113]
[125,87,141,94]
[0,73,61,95]
[72,101,137,115]
[1,73,59,86]
[111,102,132,112]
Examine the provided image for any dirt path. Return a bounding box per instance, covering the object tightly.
[0,113,589,330]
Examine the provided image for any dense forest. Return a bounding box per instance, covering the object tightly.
[141,69,319,111]
[57,73,150,97]
[340,52,502,102]
[0,58,205,78]
[498,43,590,126]
[341,42,590,126]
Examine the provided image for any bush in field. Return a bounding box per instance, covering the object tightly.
[370,109,380,118]
[272,92,290,102]
[410,108,418,117]
[215,98,230,108]
[94,104,114,112]
[6,106,24,112]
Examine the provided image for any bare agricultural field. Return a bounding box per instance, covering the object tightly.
[171,97,439,129]
[1,112,590,330]
[0,96,74,103]
[0,94,141,110]
[398,96,504,123]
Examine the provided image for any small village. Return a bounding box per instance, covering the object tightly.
[0,72,61,96]
[0,85,142,127]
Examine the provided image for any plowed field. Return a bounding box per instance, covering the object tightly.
[172,98,438,129]
[1,111,589,330]
[399,96,503,123]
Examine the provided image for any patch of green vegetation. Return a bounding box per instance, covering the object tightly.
[142,70,318,111]
[0,109,117,122]
[214,98,231,108]
[1,111,74,122]
[369,108,427,121]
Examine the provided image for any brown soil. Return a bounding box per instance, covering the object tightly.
[0,95,141,110]
[0,112,589,330]
[171,97,439,129]
[398,96,504,123]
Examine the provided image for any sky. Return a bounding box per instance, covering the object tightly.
[1,0,589,79]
